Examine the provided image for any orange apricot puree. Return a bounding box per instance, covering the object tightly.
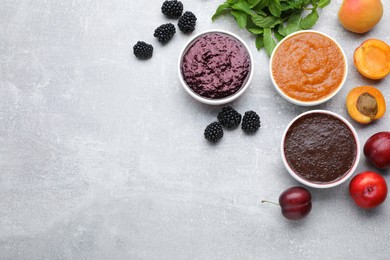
[272,32,346,102]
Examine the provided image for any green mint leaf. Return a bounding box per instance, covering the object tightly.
[251,14,282,28]
[231,10,248,28]
[284,12,303,35]
[277,24,287,36]
[245,16,259,28]
[318,0,331,8]
[231,1,253,15]
[288,0,307,8]
[268,0,282,17]
[252,0,269,12]
[274,31,284,41]
[300,9,318,29]
[255,35,264,50]
[211,3,231,21]
[263,28,276,56]
[281,2,294,11]
[253,8,267,16]
[247,27,264,35]
[248,0,262,8]
[287,0,300,8]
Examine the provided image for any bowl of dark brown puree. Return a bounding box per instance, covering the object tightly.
[282,110,360,188]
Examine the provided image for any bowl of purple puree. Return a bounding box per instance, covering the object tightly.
[178,30,254,105]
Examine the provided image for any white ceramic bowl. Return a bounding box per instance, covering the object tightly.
[281,110,360,189]
[270,30,348,106]
[178,29,254,105]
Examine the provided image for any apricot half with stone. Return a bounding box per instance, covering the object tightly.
[346,86,386,124]
[354,39,390,80]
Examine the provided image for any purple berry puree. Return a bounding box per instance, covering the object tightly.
[181,32,251,99]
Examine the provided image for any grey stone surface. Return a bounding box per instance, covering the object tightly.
[0,0,389,259]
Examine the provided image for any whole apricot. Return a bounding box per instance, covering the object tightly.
[338,0,383,33]
[346,86,386,124]
[354,39,390,80]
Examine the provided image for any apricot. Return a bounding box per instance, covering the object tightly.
[338,0,383,34]
[346,86,386,124]
[354,39,390,80]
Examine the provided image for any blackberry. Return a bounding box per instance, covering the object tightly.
[133,41,153,59]
[204,122,224,143]
[161,0,183,18]
[242,111,261,134]
[178,11,197,33]
[217,106,242,129]
[154,23,176,43]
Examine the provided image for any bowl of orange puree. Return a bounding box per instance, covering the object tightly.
[270,30,347,106]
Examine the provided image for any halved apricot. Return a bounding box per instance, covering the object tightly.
[346,86,386,124]
[354,39,390,80]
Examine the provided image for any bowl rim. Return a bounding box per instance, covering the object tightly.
[178,29,254,105]
[281,109,361,189]
[269,30,348,106]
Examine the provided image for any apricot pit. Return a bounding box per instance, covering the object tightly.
[346,86,386,124]
[354,39,390,80]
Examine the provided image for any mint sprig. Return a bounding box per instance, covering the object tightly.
[212,0,331,56]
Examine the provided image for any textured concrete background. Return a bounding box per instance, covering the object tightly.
[0,0,389,259]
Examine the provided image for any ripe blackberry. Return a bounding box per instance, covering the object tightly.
[204,122,223,143]
[178,11,197,33]
[242,111,261,134]
[154,23,176,43]
[161,0,183,18]
[217,106,242,129]
[133,41,153,59]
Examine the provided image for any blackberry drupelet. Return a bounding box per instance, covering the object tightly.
[154,23,176,43]
[204,122,224,143]
[242,110,261,133]
[133,41,153,59]
[161,0,183,18]
[217,106,242,129]
[178,11,197,33]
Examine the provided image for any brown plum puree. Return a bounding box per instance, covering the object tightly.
[181,32,251,99]
[284,113,357,184]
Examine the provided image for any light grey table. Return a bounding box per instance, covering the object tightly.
[1,0,389,259]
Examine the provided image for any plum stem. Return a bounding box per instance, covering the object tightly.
[261,200,279,206]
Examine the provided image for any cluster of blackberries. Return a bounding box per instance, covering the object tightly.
[204,107,261,143]
[133,1,197,60]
